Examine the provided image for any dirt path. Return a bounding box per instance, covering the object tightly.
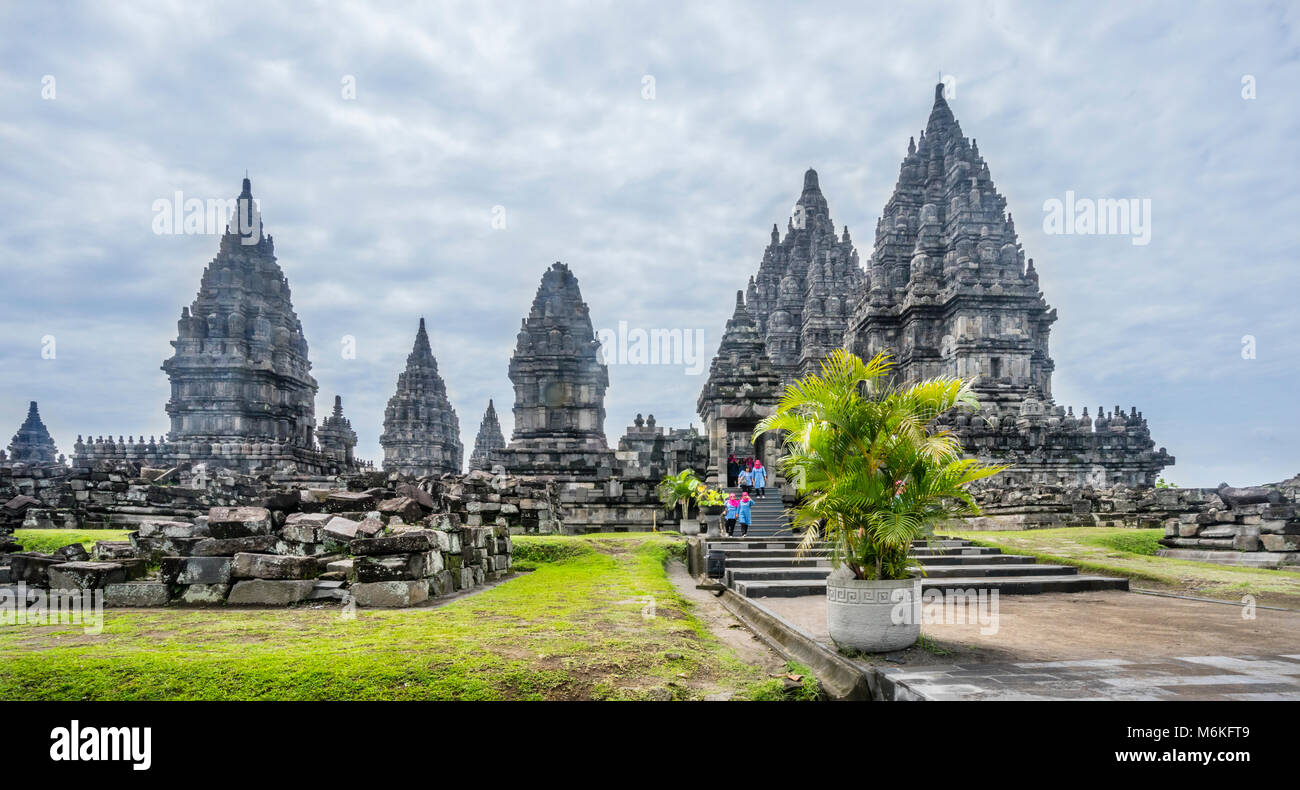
[665,560,790,692]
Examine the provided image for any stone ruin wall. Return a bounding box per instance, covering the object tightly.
[962,475,1300,568]
[0,460,570,608]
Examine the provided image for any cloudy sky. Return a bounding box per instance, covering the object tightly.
[1,0,1296,487]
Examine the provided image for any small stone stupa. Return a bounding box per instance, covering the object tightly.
[7,401,59,464]
[468,400,506,472]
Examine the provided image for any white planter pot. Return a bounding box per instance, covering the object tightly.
[826,570,921,653]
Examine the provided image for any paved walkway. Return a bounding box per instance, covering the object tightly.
[874,655,1300,700]
[753,590,1300,700]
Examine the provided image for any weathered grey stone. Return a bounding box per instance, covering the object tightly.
[354,553,426,582]
[190,534,279,557]
[325,558,354,578]
[92,540,136,560]
[230,552,319,580]
[138,519,206,539]
[160,556,233,585]
[378,496,423,523]
[227,579,316,605]
[47,562,126,590]
[350,530,437,555]
[207,506,273,538]
[1260,534,1300,552]
[104,581,169,607]
[321,515,361,542]
[350,580,428,607]
[325,491,375,512]
[52,543,91,562]
[175,583,228,605]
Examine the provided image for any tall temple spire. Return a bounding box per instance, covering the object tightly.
[7,400,59,464]
[839,83,1172,485]
[380,318,463,477]
[741,167,866,384]
[161,174,317,466]
[468,399,507,472]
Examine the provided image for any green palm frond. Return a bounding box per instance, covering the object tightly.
[755,348,1005,580]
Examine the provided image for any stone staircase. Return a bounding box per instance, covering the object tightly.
[721,487,787,537]
[711,536,1129,598]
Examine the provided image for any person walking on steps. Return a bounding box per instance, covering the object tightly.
[737,492,753,537]
[726,454,739,488]
[737,463,752,496]
[751,459,767,498]
[724,493,739,537]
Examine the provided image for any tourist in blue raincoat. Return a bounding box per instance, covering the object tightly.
[724,494,739,536]
[737,493,753,537]
[751,460,767,498]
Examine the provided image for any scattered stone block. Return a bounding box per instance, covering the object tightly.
[354,553,426,582]
[379,496,423,522]
[227,579,316,605]
[322,516,361,542]
[138,519,207,538]
[47,562,126,590]
[53,543,91,562]
[1261,534,1300,552]
[351,530,438,555]
[231,552,319,580]
[161,556,233,586]
[326,491,375,512]
[92,540,136,560]
[104,581,169,607]
[190,534,279,557]
[207,506,273,538]
[350,580,428,607]
[175,583,229,605]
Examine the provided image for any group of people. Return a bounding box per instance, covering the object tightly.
[723,453,768,537]
[726,454,767,497]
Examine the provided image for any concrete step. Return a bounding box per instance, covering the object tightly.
[919,563,1078,578]
[725,567,830,584]
[723,556,832,569]
[726,562,1076,584]
[733,574,1129,598]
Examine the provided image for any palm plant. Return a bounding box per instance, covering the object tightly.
[755,349,1005,581]
[657,469,702,523]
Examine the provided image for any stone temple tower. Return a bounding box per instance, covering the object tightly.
[842,84,1172,486]
[380,318,463,477]
[161,176,319,467]
[467,399,506,472]
[744,168,866,385]
[697,292,783,486]
[7,401,59,464]
[843,84,1055,409]
[492,262,615,480]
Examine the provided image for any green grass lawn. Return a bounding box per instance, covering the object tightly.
[0,533,804,701]
[12,528,132,554]
[943,526,1300,606]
